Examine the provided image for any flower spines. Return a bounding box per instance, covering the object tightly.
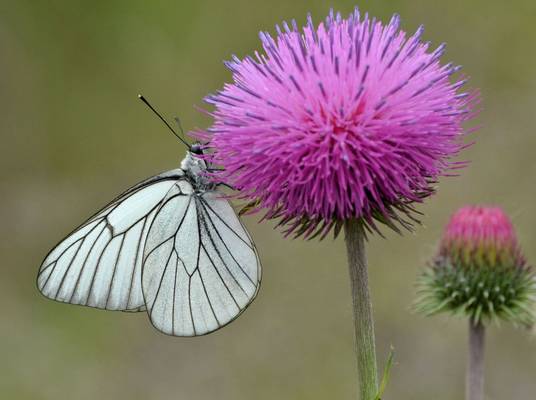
[416,261,535,326]
[204,7,478,238]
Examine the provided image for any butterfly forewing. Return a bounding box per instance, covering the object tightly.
[142,181,261,336]
[37,170,184,311]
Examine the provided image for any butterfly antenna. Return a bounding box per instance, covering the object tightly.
[175,116,204,148]
[174,117,186,138]
[138,94,191,149]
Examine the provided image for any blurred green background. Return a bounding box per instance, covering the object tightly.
[1,0,535,399]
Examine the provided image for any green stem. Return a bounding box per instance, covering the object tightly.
[344,219,379,400]
[466,319,485,400]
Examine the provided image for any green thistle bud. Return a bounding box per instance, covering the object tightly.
[415,206,536,326]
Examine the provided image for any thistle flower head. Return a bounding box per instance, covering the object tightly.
[202,8,478,238]
[415,206,535,326]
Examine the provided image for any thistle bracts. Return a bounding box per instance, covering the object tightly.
[415,206,536,326]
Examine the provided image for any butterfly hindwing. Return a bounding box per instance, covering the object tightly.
[37,170,184,311]
[142,181,261,336]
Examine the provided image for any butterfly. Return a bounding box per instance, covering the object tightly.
[36,96,262,337]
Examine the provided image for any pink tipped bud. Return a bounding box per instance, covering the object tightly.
[416,205,535,326]
[439,206,524,268]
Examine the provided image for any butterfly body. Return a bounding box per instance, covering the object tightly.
[180,151,214,191]
[37,150,261,336]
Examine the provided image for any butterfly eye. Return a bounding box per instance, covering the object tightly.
[190,144,203,155]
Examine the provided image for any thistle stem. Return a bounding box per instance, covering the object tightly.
[344,219,378,400]
[466,319,485,400]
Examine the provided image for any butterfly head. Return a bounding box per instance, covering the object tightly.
[181,143,213,189]
[190,143,203,155]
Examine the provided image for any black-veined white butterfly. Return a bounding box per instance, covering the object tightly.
[36,96,262,337]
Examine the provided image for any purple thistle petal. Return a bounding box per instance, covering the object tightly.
[440,206,526,269]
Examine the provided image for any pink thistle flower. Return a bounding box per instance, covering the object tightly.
[202,8,478,238]
[440,206,525,269]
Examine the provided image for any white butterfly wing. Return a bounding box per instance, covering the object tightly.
[37,170,184,311]
[142,181,261,336]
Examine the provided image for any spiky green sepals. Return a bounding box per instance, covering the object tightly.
[415,258,536,326]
